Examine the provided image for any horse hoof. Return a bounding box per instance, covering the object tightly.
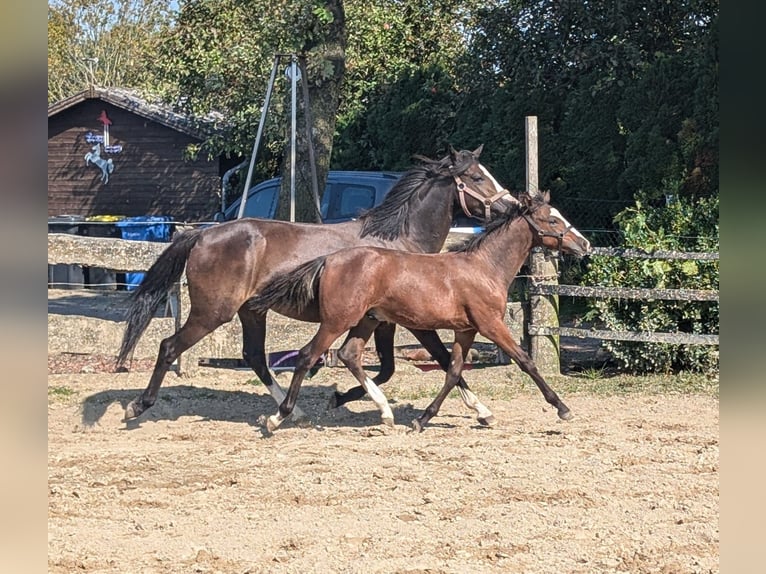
[558,408,573,421]
[124,400,142,421]
[381,416,395,428]
[477,415,496,427]
[411,419,425,433]
[266,415,282,433]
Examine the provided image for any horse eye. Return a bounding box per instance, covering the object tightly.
[471,175,484,182]
[549,218,559,225]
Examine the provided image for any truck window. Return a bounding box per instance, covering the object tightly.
[231,184,279,220]
[324,184,377,221]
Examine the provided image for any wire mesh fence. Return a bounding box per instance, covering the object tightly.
[555,196,634,247]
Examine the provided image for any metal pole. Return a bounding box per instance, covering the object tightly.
[298,56,322,221]
[289,55,298,222]
[238,55,280,219]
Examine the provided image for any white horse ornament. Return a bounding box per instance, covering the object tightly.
[84,143,114,184]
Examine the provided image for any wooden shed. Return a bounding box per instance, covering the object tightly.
[48,86,237,221]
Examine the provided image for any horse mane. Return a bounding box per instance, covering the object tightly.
[358,151,478,241]
[448,195,539,253]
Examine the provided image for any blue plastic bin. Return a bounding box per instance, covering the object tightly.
[115,216,173,290]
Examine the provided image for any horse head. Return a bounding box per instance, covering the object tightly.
[520,190,591,257]
[446,144,520,222]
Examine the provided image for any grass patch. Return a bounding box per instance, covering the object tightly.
[548,371,719,397]
[238,363,718,404]
[385,370,718,403]
[48,385,75,398]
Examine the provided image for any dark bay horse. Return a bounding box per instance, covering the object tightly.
[118,146,518,421]
[250,190,592,432]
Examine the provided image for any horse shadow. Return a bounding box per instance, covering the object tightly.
[79,384,468,434]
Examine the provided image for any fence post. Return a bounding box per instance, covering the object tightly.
[525,115,560,375]
[528,249,560,375]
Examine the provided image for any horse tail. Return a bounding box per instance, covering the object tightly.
[117,228,203,368]
[249,256,326,316]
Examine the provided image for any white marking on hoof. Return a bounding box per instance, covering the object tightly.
[381,416,395,428]
[458,387,494,422]
[361,377,394,422]
[266,413,284,432]
[265,376,306,420]
[124,400,143,421]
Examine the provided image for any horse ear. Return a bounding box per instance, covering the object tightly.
[448,145,458,164]
[519,192,534,208]
[472,144,484,158]
[542,189,550,203]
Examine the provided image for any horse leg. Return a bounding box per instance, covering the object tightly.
[265,326,341,433]
[408,328,495,426]
[372,322,397,384]
[124,315,214,420]
[329,321,396,408]
[481,320,571,420]
[238,308,306,420]
[412,330,476,432]
[336,318,395,427]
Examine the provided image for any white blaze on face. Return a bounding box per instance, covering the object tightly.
[478,164,519,204]
[550,207,590,247]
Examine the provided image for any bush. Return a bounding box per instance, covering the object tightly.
[583,195,719,374]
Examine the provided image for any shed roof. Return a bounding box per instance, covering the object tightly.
[48,86,225,140]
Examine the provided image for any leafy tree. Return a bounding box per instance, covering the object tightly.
[152,0,347,222]
[48,0,718,231]
[458,0,718,206]
[47,0,175,102]
[333,0,485,167]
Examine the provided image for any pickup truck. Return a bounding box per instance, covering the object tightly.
[214,171,403,223]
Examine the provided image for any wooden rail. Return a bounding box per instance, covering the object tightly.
[526,246,720,371]
[47,233,523,375]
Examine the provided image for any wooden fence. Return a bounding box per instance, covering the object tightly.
[47,233,525,376]
[526,246,719,374]
[48,234,719,377]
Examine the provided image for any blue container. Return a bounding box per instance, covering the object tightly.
[115,216,174,290]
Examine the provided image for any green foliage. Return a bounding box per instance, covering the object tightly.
[333,0,483,167]
[47,0,176,102]
[47,0,718,233]
[583,195,719,374]
[334,65,461,168]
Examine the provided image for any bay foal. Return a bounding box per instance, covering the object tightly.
[251,190,591,432]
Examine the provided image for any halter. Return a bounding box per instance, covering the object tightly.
[523,211,572,253]
[453,174,512,222]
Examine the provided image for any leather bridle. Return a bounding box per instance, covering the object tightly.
[452,174,513,222]
[523,210,572,253]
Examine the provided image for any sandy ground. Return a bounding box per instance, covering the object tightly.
[48,364,719,574]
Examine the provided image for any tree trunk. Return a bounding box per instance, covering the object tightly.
[276,0,347,223]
